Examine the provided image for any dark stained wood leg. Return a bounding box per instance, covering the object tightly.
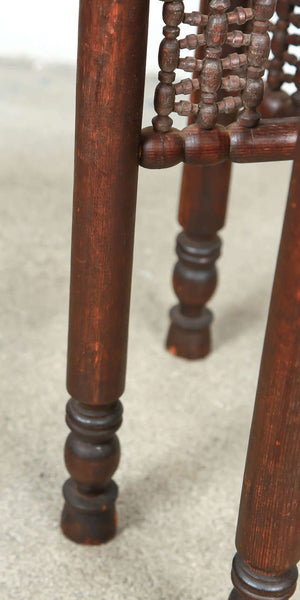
[166,0,232,360]
[166,159,231,359]
[229,127,300,599]
[61,0,149,544]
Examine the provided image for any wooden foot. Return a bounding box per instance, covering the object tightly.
[230,554,298,600]
[61,0,149,544]
[167,305,212,359]
[61,400,122,544]
[61,480,118,545]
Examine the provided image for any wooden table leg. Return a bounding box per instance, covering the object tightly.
[60,0,149,544]
[165,0,248,360]
[229,127,300,599]
[166,160,231,359]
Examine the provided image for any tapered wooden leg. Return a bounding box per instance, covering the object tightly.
[166,159,231,359]
[61,0,149,544]
[229,128,300,599]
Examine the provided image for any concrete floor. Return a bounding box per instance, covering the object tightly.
[0,60,297,600]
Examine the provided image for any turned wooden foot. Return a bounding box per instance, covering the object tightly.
[61,400,122,544]
[167,305,212,359]
[229,554,298,600]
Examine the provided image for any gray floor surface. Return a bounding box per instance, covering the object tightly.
[0,60,297,600]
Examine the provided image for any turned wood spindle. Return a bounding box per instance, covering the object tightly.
[152,0,184,133]
[289,7,300,109]
[239,0,276,127]
[174,2,253,121]
[197,0,230,129]
[268,0,294,91]
[167,0,250,358]
[260,0,296,117]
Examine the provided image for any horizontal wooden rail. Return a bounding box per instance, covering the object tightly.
[139,117,299,169]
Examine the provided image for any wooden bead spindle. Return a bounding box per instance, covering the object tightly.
[239,0,276,127]
[173,2,253,124]
[259,0,296,117]
[152,0,184,132]
[197,0,230,129]
[289,8,300,109]
[268,0,294,91]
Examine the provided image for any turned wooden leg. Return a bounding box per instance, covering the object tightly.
[61,0,149,544]
[229,128,300,599]
[166,159,231,359]
[166,0,246,360]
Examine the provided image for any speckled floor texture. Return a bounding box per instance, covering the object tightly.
[0,60,297,600]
